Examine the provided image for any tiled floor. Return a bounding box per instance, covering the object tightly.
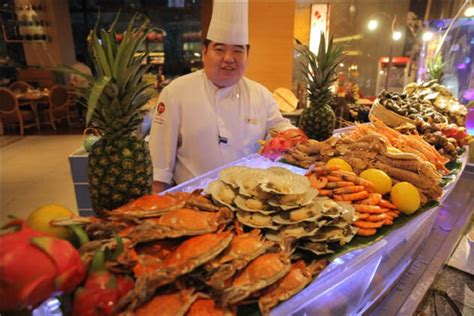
[1,134,83,225]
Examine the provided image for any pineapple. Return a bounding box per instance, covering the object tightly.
[427,53,446,82]
[75,14,156,216]
[296,33,344,141]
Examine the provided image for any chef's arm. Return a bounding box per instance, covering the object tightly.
[265,89,296,137]
[153,181,168,193]
[148,88,180,193]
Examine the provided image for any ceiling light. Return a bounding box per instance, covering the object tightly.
[422,31,433,41]
[392,31,402,41]
[368,20,378,31]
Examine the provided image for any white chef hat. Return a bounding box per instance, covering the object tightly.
[206,0,249,46]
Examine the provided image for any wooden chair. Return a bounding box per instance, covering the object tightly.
[8,81,32,93]
[0,88,39,135]
[41,84,72,130]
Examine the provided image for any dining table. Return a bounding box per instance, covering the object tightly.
[14,89,50,129]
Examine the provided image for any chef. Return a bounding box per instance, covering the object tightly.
[149,0,294,193]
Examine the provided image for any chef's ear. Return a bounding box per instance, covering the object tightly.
[202,39,211,56]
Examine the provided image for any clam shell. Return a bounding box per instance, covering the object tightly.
[219,166,251,188]
[206,180,236,210]
[259,173,310,195]
[234,195,276,215]
[268,188,319,210]
[236,210,280,230]
[298,241,334,255]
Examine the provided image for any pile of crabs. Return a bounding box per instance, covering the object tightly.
[55,180,334,315]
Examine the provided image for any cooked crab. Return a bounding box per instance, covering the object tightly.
[204,228,274,290]
[219,248,292,306]
[187,298,236,316]
[258,259,328,315]
[119,232,233,311]
[133,289,204,316]
[123,207,233,245]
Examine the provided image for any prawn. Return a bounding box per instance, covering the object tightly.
[378,199,397,209]
[353,220,385,229]
[356,228,377,236]
[353,204,385,214]
[308,174,328,189]
[334,190,369,202]
[358,193,382,205]
[326,181,356,189]
[333,185,365,195]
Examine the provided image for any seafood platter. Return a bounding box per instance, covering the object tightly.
[1,82,471,316]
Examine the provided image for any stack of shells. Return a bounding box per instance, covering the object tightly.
[206,166,358,256]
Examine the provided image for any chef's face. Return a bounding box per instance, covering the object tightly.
[202,41,248,88]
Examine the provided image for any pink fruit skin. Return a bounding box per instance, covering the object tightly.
[0,219,86,311]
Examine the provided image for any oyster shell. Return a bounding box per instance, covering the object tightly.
[259,173,310,195]
[206,180,236,209]
[236,210,280,230]
[234,195,276,215]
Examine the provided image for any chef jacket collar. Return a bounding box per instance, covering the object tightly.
[204,72,240,98]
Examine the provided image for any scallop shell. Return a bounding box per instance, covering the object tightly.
[268,188,319,210]
[236,210,280,230]
[269,222,323,240]
[206,180,236,209]
[266,166,294,177]
[234,195,276,215]
[219,166,251,188]
[259,173,310,195]
[235,169,267,198]
[306,225,349,243]
[272,203,324,225]
[298,241,334,255]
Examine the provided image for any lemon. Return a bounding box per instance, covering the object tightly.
[387,147,402,153]
[327,158,353,172]
[26,204,75,239]
[390,182,421,215]
[360,168,392,195]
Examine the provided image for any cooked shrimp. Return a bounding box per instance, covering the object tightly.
[318,189,332,196]
[386,211,400,218]
[334,190,369,202]
[327,176,343,182]
[326,181,356,189]
[358,193,382,205]
[309,174,328,189]
[330,170,374,189]
[333,185,365,195]
[384,219,394,225]
[353,220,385,229]
[353,204,385,214]
[367,213,387,222]
[357,228,377,236]
[378,199,397,209]
[355,212,369,219]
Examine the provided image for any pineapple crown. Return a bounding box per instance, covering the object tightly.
[427,53,446,82]
[296,33,344,107]
[62,13,158,137]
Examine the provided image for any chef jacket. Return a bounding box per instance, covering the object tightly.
[149,69,294,184]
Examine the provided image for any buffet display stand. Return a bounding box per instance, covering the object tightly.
[165,151,471,315]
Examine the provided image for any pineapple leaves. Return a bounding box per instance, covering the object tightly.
[87,76,111,125]
[295,33,345,106]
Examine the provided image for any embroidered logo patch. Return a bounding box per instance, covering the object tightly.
[157,102,166,115]
[153,102,166,125]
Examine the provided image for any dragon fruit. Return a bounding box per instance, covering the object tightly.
[0,219,86,311]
